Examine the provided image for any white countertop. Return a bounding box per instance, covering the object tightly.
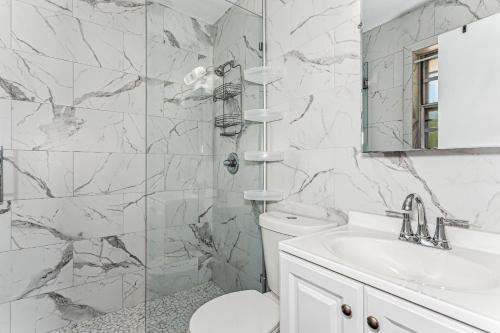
[279,211,500,333]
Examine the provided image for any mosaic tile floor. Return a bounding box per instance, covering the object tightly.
[52,282,225,333]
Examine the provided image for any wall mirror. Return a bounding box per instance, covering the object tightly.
[362,0,500,152]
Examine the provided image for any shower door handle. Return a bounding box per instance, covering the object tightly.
[0,146,3,204]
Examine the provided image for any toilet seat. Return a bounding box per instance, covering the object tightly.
[189,290,279,333]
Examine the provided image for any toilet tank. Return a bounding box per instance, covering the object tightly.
[259,212,338,296]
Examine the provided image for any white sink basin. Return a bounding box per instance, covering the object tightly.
[324,234,498,291]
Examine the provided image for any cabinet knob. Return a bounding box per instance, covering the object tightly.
[341,304,352,317]
[367,316,380,331]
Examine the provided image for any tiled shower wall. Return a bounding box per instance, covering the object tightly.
[267,0,500,234]
[211,1,265,293]
[145,2,217,298]
[0,0,148,331]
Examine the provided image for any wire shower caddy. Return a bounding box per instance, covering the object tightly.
[213,60,243,136]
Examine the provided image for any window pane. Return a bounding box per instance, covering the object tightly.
[426,80,438,104]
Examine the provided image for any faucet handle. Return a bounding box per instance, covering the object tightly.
[433,217,451,250]
[385,210,416,242]
[385,210,408,218]
[440,218,470,229]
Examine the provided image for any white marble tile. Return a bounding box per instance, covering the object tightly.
[363,2,435,62]
[266,1,291,58]
[0,201,11,252]
[164,155,210,190]
[163,81,215,122]
[289,0,360,49]
[434,0,500,34]
[73,0,146,35]
[74,232,145,284]
[123,193,146,233]
[73,152,147,196]
[21,0,72,14]
[147,41,211,82]
[3,150,73,200]
[12,101,124,153]
[0,302,9,332]
[148,118,200,155]
[0,99,11,149]
[163,6,215,56]
[147,190,199,227]
[11,276,122,332]
[367,86,404,125]
[123,113,145,153]
[11,195,124,249]
[12,1,125,71]
[268,149,335,208]
[123,269,145,307]
[366,121,406,151]
[0,0,10,48]
[0,48,73,106]
[74,64,145,114]
[146,259,197,297]
[124,32,146,75]
[0,243,73,303]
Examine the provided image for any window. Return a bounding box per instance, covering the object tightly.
[414,47,438,149]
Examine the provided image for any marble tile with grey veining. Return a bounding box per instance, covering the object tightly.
[11,276,122,332]
[0,48,73,106]
[21,0,72,14]
[268,149,335,208]
[435,0,500,34]
[0,99,11,149]
[12,1,125,71]
[362,2,435,62]
[163,81,214,122]
[74,232,145,284]
[3,150,73,200]
[147,41,211,83]
[74,64,145,114]
[124,32,147,75]
[164,155,211,191]
[0,201,11,252]
[289,0,360,49]
[123,192,146,233]
[123,113,146,153]
[73,0,146,35]
[11,195,124,249]
[147,117,200,155]
[0,0,10,48]
[147,190,199,228]
[12,101,124,153]
[73,152,152,196]
[0,243,73,303]
[163,6,215,56]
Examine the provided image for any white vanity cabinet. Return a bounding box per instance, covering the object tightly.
[280,252,364,333]
[280,252,484,333]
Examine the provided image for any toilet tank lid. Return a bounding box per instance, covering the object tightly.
[259,211,338,237]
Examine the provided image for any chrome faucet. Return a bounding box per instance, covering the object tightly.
[386,193,470,250]
[402,193,433,246]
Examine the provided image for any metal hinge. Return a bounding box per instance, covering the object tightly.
[259,42,264,51]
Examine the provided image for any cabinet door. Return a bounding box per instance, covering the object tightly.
[364,287,484,333]
[280,252,364,333]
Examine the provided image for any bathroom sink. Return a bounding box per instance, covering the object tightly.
[324,234,498,291]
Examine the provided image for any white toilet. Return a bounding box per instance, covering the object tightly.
[189,211,337,333]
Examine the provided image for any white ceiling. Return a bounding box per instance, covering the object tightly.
[164,0,233,24]
[362,0,430,31]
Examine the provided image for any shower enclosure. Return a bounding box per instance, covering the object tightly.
[145,2,265,330]
[0,0,263,332]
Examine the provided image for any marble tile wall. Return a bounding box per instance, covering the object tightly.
[144,2,218,300]
[0,0,148,330]
[266,0,500,236]
[211,1,265,293]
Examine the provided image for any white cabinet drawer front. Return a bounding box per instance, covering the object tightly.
[364,287,484,333]
[280,252,364,333]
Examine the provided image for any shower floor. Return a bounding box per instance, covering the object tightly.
[52,282,224,333]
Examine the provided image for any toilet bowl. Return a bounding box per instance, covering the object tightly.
[188,211,337,333]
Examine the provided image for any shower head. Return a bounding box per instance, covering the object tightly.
[214,60,236,77]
